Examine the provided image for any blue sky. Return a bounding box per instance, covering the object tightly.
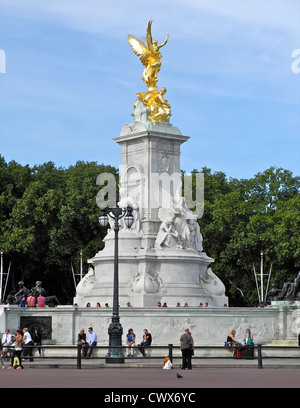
[0,0,299,179]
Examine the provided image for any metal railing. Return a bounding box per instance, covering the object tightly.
[1,344,299,370]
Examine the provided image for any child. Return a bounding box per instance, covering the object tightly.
[8,329,23,369]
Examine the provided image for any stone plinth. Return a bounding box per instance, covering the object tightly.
[74,246,226,308]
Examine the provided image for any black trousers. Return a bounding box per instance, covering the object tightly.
[138,342,150,357]
[181,348,192,369]
[23,341,34,361]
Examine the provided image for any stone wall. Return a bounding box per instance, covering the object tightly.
[1,303,299,347]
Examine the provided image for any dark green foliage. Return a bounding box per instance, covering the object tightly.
[0,156,299,306]
[198,166,300,306]
[0,156,118,303]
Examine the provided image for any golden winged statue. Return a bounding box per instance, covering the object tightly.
[128,19,171,122]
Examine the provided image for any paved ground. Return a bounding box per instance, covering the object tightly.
[2,355,300,369]
[0,357,300,390]
[1,367,300,389]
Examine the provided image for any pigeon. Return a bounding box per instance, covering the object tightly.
[176,372,183,378]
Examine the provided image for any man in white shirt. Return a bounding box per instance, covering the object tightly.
[83,327,98,358]
[1,328,13,358]
[22,328,34,362]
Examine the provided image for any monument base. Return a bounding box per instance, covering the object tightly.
[271,300,300,307]
[1,303,299,349]
[74,239,228,308]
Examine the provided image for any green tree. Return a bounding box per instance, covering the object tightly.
[199,166,300,306]
[0,157,118,303]
[1,156,299,306]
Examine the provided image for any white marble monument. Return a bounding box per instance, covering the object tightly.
[1,22,299,353]
[74,102,228,308]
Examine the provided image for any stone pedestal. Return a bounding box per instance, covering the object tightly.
[74,102,228,308]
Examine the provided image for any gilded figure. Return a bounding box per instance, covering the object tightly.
[128,19,171,122]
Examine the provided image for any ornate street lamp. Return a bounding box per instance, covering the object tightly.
[99,205,134,363]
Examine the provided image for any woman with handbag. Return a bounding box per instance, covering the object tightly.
[180,328,194,370]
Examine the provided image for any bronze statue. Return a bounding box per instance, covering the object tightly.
[31,281,59,306]
[31,280,46,298]
[128,19,171,122]
[14,281,29,303]
[268,272,300,302]
[278,271,300,300]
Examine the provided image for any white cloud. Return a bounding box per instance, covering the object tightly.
[1,0,298,39]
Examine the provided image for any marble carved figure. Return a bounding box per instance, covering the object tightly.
[155,197,203,252]
[155,213,180,249]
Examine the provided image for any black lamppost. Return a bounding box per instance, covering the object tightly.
[99,205,134,364]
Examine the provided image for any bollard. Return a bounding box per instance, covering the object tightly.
[77,344,82,369]
[257,344,263,369]
[168,344,173,364]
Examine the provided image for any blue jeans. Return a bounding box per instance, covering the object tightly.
[138,342,150,357]
[84,341,97,357]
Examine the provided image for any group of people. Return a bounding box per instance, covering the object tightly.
[1,327,42,369]
[2,293,47,308]
[2,324,255,369]
[85,302,110,308]
[225,329,254,358]
[226,329,254,347]
[125,329,152,358]
[18,293,47,308]
[81,301,229,308]
[76,325,194,370]
[77,328,152,358]
[2,281,59,307]
[84,302,133,308]
[157,301,228,308]
[78,327,98,358]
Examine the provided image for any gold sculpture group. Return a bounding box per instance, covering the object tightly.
[128,19,171,122]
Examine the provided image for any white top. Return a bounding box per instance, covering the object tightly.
[23,331,33,344]
[1,332,12,346]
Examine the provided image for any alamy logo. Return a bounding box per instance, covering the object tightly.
[0,49,6,74]
[96,167,204,218]
[291,49,300,74]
